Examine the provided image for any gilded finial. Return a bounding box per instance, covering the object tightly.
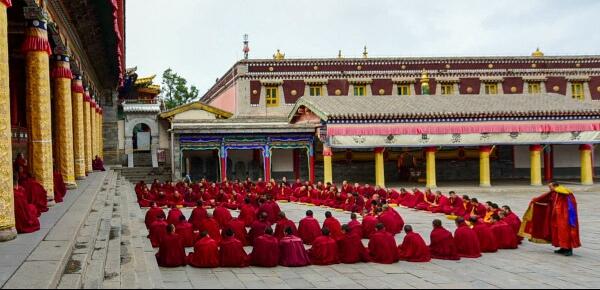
[420,69,429,83]
[338,50,343,59]
[420,69,430,95]
[273,49,285,60]
[363,46,368,58]
[532,47,544,58]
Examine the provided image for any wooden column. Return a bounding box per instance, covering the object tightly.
[543,145,553,183]
[51,54,76,188]
[425,147,437,188]
[374,147,385,188]
[0,0,17,242]
[71,76,85,179]
[530,145,542,186]
[580,144,594,185]
[323,145,333,184]
[23,19,54,204]
[479,146,492,187]
[83,90,92,173]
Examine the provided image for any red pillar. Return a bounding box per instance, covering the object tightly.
[309,153,315,184]
[220,148,227,182]
[263,147,271,182]
[293,149,300,180]
[543,145,553,183]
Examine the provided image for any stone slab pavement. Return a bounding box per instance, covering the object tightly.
[143,186,600,289]
[0,171,108,289]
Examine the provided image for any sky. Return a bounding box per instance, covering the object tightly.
[126,0,600,96]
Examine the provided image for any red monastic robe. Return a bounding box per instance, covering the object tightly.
[238,204,256,227]
[472,223,498,253]
[148,219,168,248]
[274,218,298,240]
[378,209,404,236]
[175,221,197,247]
[279,235,311,267]
[155,233,187,267]
[213,206,233,229]
[323,217,343,240]
[309,236,339,265]
[368,231,399,264]
[189,206,208,231]
[361,215,378,239]
[250,234,280,267]
[248,220,272,246]
[348,219,363,239]
[23,178,48,213]
[187,237,220,268]
[298,216,322,245]
[226,218,249,246]
[219,236,249,267]
[337,233,370,264]
[198,218,222,243]
[491,220,519,249]
[454,223,482,258]
[398,232,431,263]
[53,171,67,203]
[145,207,165,229]
[14,186,40,233]
[429,226,460,260]
[166,208,184,226]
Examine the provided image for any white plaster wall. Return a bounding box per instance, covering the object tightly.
[173,109,217,120]
[158,120,170,149]
[514,145,599,168]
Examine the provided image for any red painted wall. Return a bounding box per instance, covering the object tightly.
[283,80,305,104]
[590,76,600,100]
[459,78,481,94]
[327,79,349,96]
[546,77,567,95]
[371,79,393,95]
[250,81,262,105]
[503,77,524,94]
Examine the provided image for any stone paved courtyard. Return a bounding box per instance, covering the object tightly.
[150,188,600,289]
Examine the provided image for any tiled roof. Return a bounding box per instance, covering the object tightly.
[289,94,600,122]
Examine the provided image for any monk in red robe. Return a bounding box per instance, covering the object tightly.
[442,191,465,216]
[378,205,404,236]
[219,229,250,267]
[187,231,220,268]
[13,182,40,233]
[250,228,280,267]
[226,218,249,246]
[309,228,339,265]
[406,188,424,209]
[428,191,448,213]
[198,213,221,243]
[368,223,399,264]
[175,215,197,247]
[189,201,208,231]
[454,217,482,258]
[166,206,184,226]
[148,216,168,248]
[298,210,322,245]
[464,198,486,220]
[490,215,519,250]
[429,219,460,260]
[337,225,369,264]
[521,182,580,256]
[322,211,343,240]
[92,156,106,171]
[145,202,165,229]
[155,224,187,267]
[53,170,67,203]
[501,205,522,240]
[279,227,311,267]
[248,212,272,246]
[274,212,298,240]
[213,205,233,229]
[348,213,363,238]
[22,177,48,213]
[470,217,498,253]
[362,211,379,239]
[238,198,256,227]
[398,225,431,262]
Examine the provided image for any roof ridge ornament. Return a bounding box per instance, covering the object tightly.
[338,50,344,59]
[532,47,544,58]
[363,46,368,59]
[273,49,285,61]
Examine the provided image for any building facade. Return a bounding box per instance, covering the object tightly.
[184,50,600,187]
[0,0,125,241]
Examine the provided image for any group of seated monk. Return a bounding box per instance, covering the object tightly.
[143,180,523,268]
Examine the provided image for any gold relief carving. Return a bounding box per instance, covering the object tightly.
[26,51,54,199]
[357,65,362,70]
[487,64,494,69]
[511,86,517,93]
[72,91,85,178]
[576,63,581,68]
[313,66,319,71]
[445,64,451,69]
[84,103,92,172]
[531,63,537,68]
[0,5,15,230]
[335,89,342,96]
[268,66,274,72]
[252,90,257,95]
[54,77,75,184]
[597,86,600,93]
[378,89,385,95]
[401,65,406,70]
[466,87,473,93]
[291,90,297,96]
[553,85,560,92]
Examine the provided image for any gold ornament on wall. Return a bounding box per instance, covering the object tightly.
[357,65,362,71]
[531,63,537,68]
[378,89,385,95]
[445,64,451,69]
[596,86,600,93]
[510,86,517,93]
[335,89,342,96]
[466,87,473,93]
[313,66,319,71]
[252,90,258,95]
[553,85,560,92]
[291,90,297,96]
[576,63,581,68]
[488,64,494,69]
[268,66,274,72]
[401,65,406,70]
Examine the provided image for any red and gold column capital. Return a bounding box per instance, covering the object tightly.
[579,144,593,151]
[374,147,386,154]
[529,145,543,152]
[22,20,52,55]
[424,147,437,153]
[323,146,333,157]
[1,0,12,8]
[479,146,492,153]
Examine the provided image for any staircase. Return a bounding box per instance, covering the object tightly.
[133,152,153,167]
[116,166,172,184]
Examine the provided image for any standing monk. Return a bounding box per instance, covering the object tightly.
[520,182,580,256]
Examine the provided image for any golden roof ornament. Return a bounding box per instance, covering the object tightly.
[532,47,544,58]
[338,50,344,59]
[363,46,368,58]
[273,49,285,60]
[420,69,430,83]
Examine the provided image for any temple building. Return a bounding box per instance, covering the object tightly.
[0,0,125,241]
[161,48,600,188]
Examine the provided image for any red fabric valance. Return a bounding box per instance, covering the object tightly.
[22,36,52,55]
[328,121,600,136]
[1,0,11,7]
[51,67,73,80]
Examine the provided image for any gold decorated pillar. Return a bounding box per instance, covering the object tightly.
[323,145,333,184]
[23,19,54,203]
[51,54,76,188]
[71,76,85,179]
[84,90,92,173]
[479,146,492,187]
[0,0,17,242]
[425,147,437,188]
[374,147,385,188]
[529,145,542,186]
[580,144,594,185]
[90,100,97,161]
[99,108,104,158]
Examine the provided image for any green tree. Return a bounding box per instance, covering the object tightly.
[161,68,199,110]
